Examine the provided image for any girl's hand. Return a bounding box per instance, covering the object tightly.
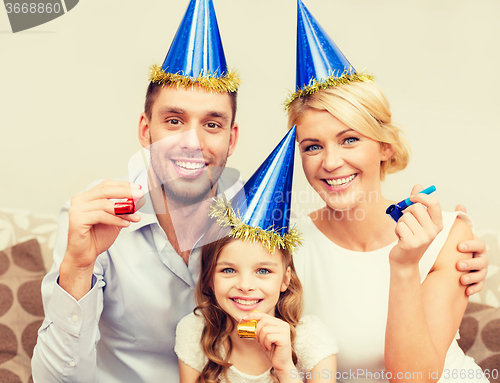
[241,312,295,377]
[389,184,443,268]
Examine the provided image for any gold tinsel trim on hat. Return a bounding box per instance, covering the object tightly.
[149,65,240,93]
[284,71,375,111]
[209,197,303,254]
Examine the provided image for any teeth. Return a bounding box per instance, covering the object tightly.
[233,298,260,305]
[326,174,356,187]
[175,160,205,170]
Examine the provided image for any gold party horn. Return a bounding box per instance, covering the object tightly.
[237,319,257,339]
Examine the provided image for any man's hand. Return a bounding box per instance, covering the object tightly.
[59,180,144,300]
[455,204,489,296]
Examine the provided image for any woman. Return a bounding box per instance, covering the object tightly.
[287,2,489,382]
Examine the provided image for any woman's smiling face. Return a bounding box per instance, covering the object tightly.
[213,239,290,322]
[296,109,393,212]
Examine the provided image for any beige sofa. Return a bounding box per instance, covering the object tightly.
[0,207,499,382]
[0,208,57,383]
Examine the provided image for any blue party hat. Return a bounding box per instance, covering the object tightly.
[210,126,302,253]
[285,0,374,109]
[149,0,240,93]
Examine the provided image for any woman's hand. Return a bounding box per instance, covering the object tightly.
[389,185,443,268]
[241,312,295,379]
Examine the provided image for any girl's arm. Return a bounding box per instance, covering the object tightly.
[385,188,472,383]
[179,360,201,383]
[175,313,205,383]
[307,354,337,383]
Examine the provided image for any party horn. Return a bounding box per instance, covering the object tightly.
[237,319,258,339]
[114,199,135,215]
[386,185,436,222]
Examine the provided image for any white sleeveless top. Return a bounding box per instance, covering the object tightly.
[175,313,338,383]
[292,211,488,383]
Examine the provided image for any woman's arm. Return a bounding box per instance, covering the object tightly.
[179,360,201,383]
[307,355,337,383]
[385,191,472,382]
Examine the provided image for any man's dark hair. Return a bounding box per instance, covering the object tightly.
[144,82,238,126]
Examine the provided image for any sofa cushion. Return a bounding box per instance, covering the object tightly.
[0,239,46,383]
[459,302,500,382]
[0,208,57,272]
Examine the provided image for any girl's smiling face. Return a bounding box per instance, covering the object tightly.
[296,109,393,211]
[213,239,290,322]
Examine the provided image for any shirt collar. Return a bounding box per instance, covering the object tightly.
[129,168,158,232]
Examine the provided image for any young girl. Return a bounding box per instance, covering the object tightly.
[174,127,338,383]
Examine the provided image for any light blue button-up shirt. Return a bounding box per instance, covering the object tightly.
[32,164,242,383]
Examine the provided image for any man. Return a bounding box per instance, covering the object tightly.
[32,0,241,382]
[31,0,488,382]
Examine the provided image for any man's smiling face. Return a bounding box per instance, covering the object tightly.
[139,85,238,206]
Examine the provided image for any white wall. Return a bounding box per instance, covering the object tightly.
[1,0,499,231]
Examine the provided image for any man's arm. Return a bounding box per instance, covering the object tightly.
[32,180,143,382]
[32,200,104,382]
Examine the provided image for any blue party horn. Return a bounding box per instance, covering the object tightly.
[386,185,437,222]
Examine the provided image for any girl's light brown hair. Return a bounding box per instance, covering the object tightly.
[288,81,411,180]
[194,222,303,383]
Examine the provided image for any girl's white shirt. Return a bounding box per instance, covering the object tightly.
[175,313,338,383]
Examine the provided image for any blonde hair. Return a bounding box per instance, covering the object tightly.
[194,222,303,383]
[288,81,411,180]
